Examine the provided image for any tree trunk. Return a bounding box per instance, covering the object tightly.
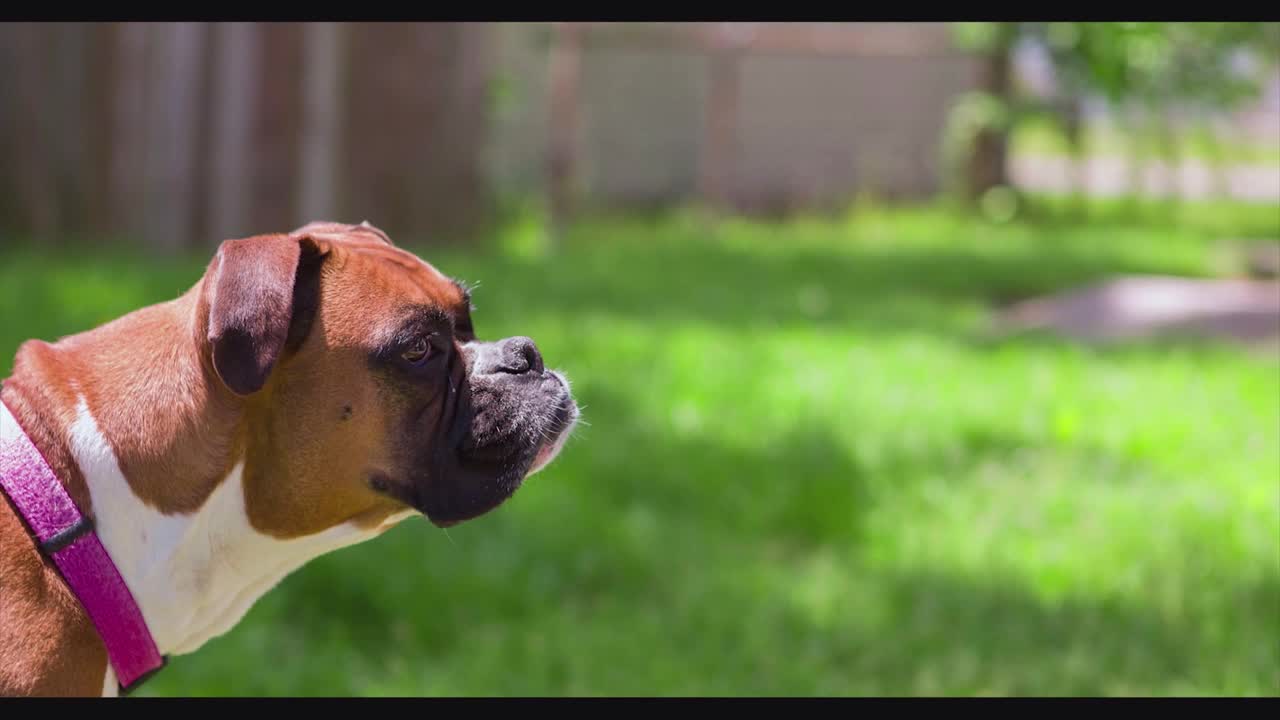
[1061,94,1086,213]
[1120,105,1148,216]
[965,24,1015,203]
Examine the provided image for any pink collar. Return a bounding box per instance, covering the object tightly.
[0,398,166,695]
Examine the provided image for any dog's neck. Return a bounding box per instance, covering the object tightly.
[3,288,410,667]
[64,408,399,661]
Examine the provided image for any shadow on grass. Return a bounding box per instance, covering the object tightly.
[212,387,1277,695]
[971,326,1280,363]
[772,566,1280,695]
[269,416,877,648]
[245,507,1278,694]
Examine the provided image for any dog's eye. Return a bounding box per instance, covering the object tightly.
[402,337,432,365]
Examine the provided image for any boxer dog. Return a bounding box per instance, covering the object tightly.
[0,221,578,696]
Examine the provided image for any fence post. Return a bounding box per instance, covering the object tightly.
[547,21,582,249]
[110,22,148,242]
[298,22,348,226]
[210,22,261,243]
[9,23,59,242]
[143,22,207,251]
[699,23,743,214]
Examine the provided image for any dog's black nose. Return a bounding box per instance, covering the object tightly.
[495,336,544,375]
[464,336,546,376]
[506,336,545,375]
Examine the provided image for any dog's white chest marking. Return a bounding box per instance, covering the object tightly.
[67,397,407,658]
[101,666,117,697]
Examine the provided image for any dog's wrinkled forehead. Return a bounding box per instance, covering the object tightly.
[291,220,394,247]
[284,220,470,344]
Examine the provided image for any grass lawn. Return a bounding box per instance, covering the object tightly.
[2,202,1277,696]
[1012,118,1280,167]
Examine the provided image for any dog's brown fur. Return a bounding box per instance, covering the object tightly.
[1,223,476,695]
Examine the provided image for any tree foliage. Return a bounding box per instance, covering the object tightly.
[955,22,1279,111]
[945,22,1280,207]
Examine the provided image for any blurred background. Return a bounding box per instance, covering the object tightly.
[1,22,1278,696]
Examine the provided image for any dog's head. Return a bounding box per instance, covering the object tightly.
[201,221,577,537]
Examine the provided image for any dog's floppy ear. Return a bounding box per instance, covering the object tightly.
[204,233,326,396]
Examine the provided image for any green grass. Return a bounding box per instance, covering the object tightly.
[2,203,1277,696]
[1012,118,1280,166]
[1018,193,1280,240]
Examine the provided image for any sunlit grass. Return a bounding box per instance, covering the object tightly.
[1012,117,1280,166]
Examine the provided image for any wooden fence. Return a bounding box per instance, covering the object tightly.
[0,22,494,250]
[1,22,990,250]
